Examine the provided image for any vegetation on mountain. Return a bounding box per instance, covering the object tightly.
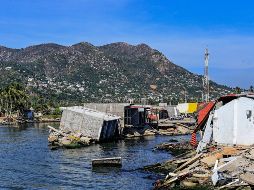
[0,42,233,105]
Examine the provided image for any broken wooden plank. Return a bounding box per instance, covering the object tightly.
[178,160,200,174]
[175,158,190,164]
[163,171,190,186]
[174,153,203,172]
[47,125,66,136]
[192,173,209,178]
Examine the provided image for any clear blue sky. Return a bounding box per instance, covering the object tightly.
[1,0,254,88]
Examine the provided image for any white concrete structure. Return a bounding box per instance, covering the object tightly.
[213,97,254,145]
[197,96,254,153]
[60,106,121,141]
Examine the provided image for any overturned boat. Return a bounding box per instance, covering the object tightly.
[60,106,121,141]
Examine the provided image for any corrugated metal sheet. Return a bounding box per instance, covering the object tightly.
[193,101,215,133]
[197,102,215,125]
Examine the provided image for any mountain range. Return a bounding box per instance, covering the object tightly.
[0,42,232,105]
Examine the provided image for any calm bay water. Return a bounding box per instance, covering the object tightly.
[0,123,189,190]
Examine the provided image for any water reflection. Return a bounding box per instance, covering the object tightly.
[0,123,185,189]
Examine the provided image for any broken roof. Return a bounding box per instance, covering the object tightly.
[194,93,254,132]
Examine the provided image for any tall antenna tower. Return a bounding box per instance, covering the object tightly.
[203,48,209,102]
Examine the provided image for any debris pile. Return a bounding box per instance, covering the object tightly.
[123,127,158,138]
[155,145,254,189]
[123,124,193,138]
[48,125,93,149]
[158,124,193,136]
[155,142,194,156]
[152,93,254,189]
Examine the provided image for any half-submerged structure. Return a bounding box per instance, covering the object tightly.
[60,106,121,141]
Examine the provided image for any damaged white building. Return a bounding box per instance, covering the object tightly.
[197,94,254,152]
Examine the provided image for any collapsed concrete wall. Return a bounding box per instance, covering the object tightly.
[60,107,121,141]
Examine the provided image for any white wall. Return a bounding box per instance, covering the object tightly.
[177,103,188,113]
[235,98,254,145]
[213,97,254,145]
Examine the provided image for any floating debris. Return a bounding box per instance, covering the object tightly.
[92,157,122,167]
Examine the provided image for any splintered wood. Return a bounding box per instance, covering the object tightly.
[159,146,254,189]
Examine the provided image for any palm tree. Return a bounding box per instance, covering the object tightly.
[0,83,29,117]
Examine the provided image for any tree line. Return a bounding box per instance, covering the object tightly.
[0,83,61,117]
[0,83,28,116]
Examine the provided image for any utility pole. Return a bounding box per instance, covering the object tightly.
[203,48,209,102]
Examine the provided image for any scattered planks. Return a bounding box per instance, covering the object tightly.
[173,153,203,172]
[158,146,254,189]
[92,157,122,167]
[47,125,66,136]
[160,153,206,188]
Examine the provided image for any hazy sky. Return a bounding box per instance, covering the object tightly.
[1,0,254,88]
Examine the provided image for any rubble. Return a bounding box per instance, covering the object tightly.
[152,93,254,189]
[144,151,196,175]
[155,145,254,189]
[47,125,93,149]
[123,127,158,138]
[157,125,193,136]
[155,142,194,156]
